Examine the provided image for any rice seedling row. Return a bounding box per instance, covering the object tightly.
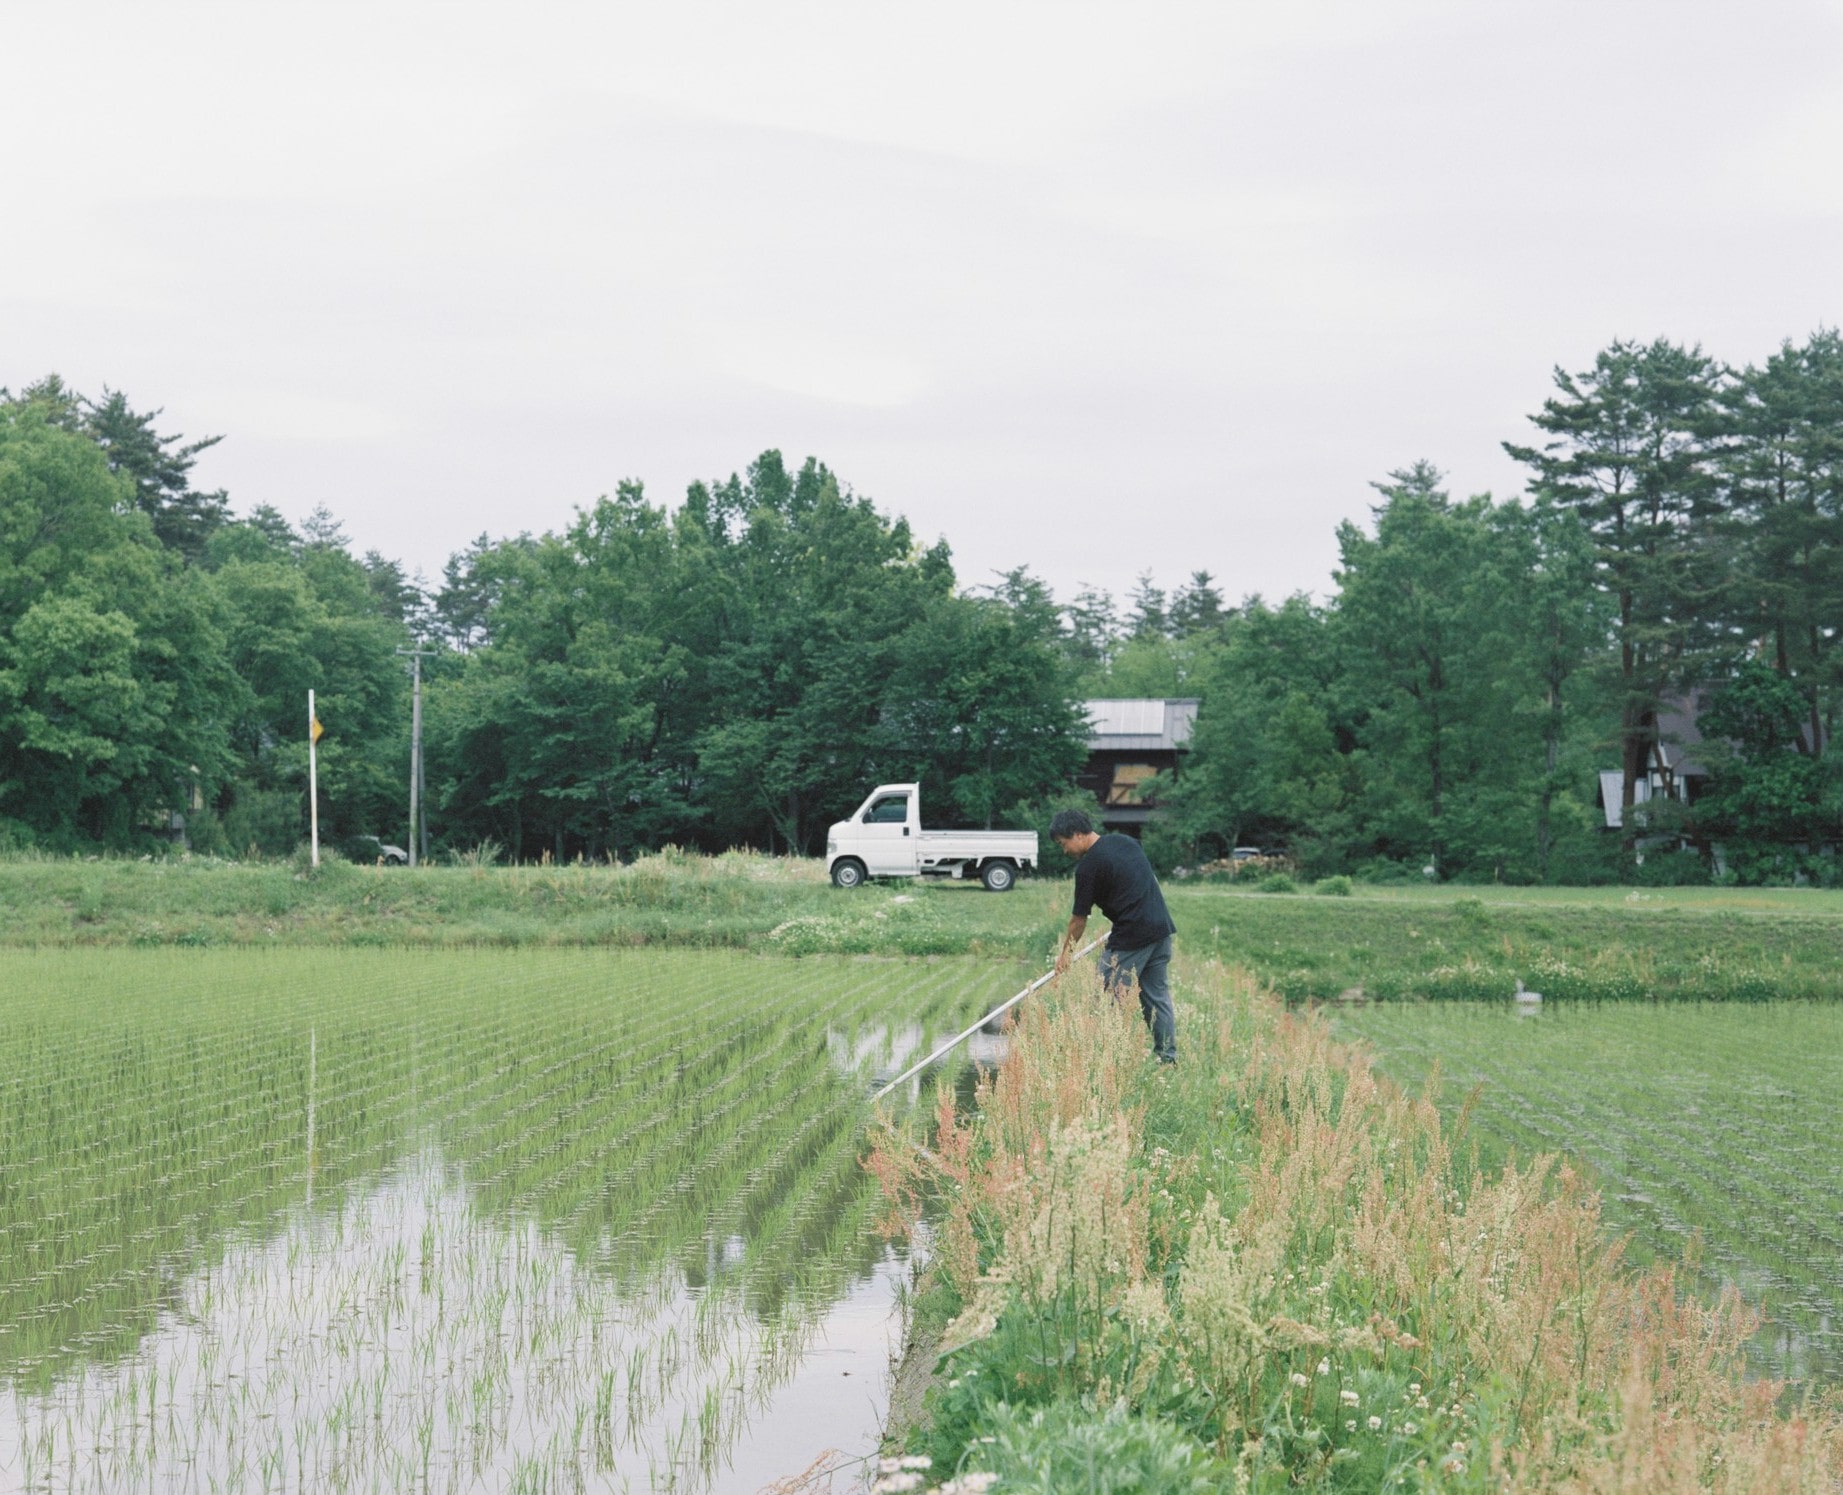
[1329,1000,1843,1386]
[0,947,1026,1492]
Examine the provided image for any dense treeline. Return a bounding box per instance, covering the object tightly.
[3,330,1838,880]
[426,459,1085,858]
[1113,333,1843,884]
[0,380,1081,858]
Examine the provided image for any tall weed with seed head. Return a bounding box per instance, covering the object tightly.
[875,955,1843,1491]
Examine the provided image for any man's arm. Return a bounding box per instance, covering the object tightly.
[1055,915,1087,975]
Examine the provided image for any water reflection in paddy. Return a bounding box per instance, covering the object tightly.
[0,949,1028,1493]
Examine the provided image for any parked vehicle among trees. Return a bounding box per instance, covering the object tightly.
[826,784,1038,891]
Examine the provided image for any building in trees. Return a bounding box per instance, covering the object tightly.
[1594,690,1713,831]
[1077,698,1198,835]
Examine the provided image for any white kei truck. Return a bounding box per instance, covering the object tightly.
[825,783,1039,892]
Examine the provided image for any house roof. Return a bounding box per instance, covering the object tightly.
[1084,698,1200,753]
[1654,690,1711,777]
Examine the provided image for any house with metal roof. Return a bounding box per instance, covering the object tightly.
[1077,698,1200,834]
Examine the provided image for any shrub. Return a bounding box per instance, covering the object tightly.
[1256,873,1297,894]
[1313,875,1352,897]
[1351,859,1420,884]
[970,1398,1223,1494]
[222,788,302,859]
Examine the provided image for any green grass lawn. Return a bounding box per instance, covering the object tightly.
[1167,881,1843,1002]
[0,850,1065,956]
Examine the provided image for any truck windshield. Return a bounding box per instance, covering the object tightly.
[864,796,909,824]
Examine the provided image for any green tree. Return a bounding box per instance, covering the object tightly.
[685,453,952,854]
[1334,464,1536,876]
[1156,595,1349,869]
[0,400,241,848]
[1506,340,1727,825]
[1695,661,1836,865]
[1716,330,1843,759]
[1168,571,1225,636]
[1061,583,1121,680]
[877,570,1088,828]
[81,388,228,560]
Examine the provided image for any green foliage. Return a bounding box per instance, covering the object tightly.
[1696,662,1839,853]
[1314,875,1352,897]
[930,1396,1225,1495]
[1011,786,1109,877]
[11,334,1843,882]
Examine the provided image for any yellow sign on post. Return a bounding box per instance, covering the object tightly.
[311,716,325,744]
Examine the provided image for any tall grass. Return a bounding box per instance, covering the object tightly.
[868,962,1843,1492]
[1331,1000,1843,1386]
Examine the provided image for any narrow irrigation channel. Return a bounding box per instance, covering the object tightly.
[0,947,1028,1494]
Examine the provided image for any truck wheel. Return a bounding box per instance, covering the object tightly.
[831,858,868,889]
[980,860,1016,892]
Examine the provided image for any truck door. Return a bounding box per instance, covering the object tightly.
[857,790,916,875]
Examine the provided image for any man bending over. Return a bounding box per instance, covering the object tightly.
[1050,809,1177,1065]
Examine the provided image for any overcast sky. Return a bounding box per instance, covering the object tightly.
[6,1,1841,610]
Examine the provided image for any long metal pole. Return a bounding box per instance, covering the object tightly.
[408,653,422,868]
[307,689,319,868]
[870,936,1104,1103]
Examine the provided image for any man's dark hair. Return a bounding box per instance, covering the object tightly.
[1049,808,1094,840]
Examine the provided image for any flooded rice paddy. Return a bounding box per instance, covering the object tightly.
[0,948,1025,1493]
[1331,1000,1843,1388]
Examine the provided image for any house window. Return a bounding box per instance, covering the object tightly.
[1107,765,1158,806]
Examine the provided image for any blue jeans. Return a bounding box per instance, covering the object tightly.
[1098,936,1176,1063]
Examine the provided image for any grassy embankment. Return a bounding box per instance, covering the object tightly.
[0,850,1061,955]
[6,856,1843,1004]
[866,962,1843,1494]
[1167,882,1843,1004]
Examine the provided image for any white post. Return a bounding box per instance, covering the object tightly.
[308,689,320,868]
[408,654,422,868]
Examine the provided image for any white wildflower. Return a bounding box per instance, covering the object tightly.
[1316,1358,1331,1376]
[1367,1416,1382,1432]
[1290,1372,1309,1388]
[1339,1388,1360,1407]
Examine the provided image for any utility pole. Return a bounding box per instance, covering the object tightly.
[398,645,436,866]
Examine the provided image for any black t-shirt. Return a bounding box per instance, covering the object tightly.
[1072,834,1176,951]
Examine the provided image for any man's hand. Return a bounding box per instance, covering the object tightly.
[1056,915,1087,976]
